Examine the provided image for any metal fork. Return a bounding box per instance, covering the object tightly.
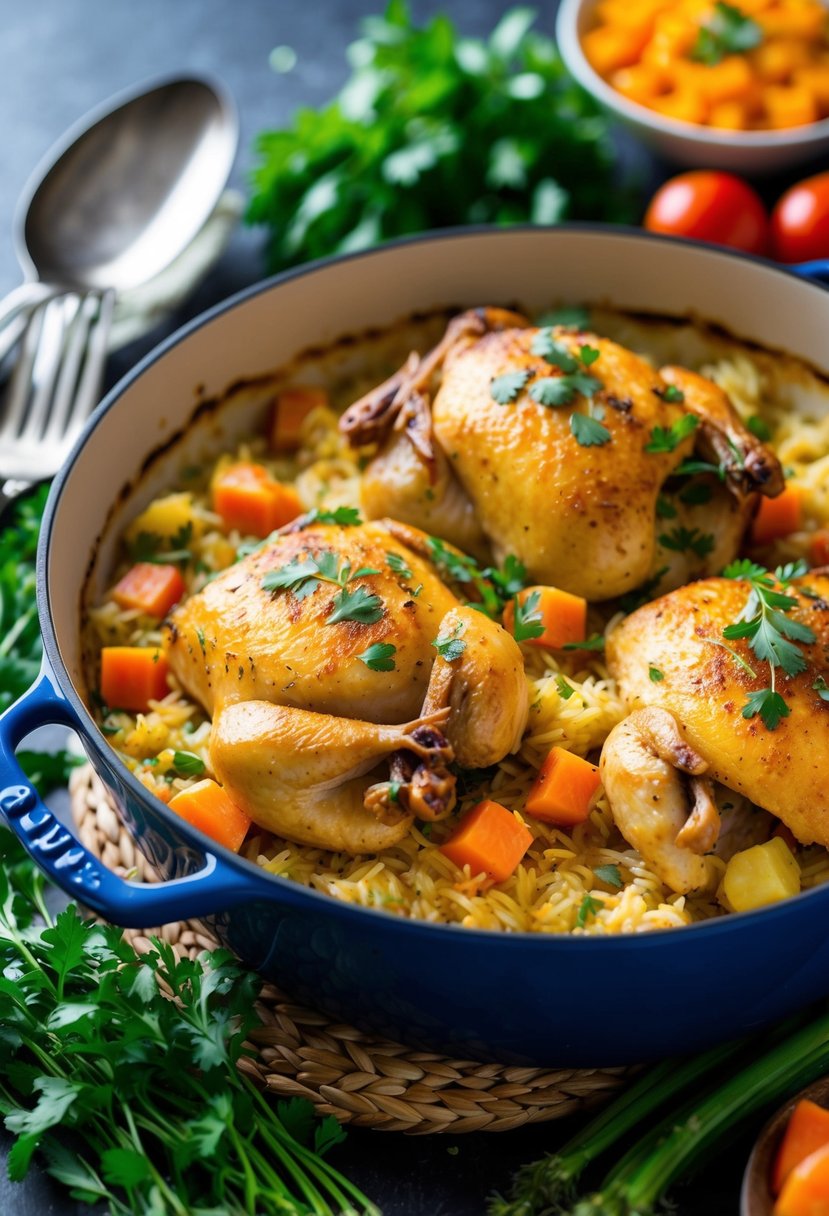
[0,288,115,515]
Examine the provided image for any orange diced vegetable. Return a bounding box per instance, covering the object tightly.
[773,1101,829,1196]
[709,100,750,128]
[760,6,828,41]
[809,531,829,567]
[751,484,803,545]
[112,562,185,618]
[763,83,819,127]
[502,585,587,650]
[440,799,533,883]
[753,37,813,83]
[775,1143,829,1216]
[695,56,755,103]
[100,647,169,712]
[649,89,709,124]
[583,24,651,75]
[611,63,668,105]
[168,779,252,853]
[270,386,328,453]
[794,64,829,114]
[212,462,303,538]
[525,747,602,827]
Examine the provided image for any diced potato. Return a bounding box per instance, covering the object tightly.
[125,492,200,545]
[721,836,801,913]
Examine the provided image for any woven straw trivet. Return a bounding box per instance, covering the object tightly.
[70,763,631,1134]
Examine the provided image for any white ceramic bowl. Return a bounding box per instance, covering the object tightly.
[556,0,829,173]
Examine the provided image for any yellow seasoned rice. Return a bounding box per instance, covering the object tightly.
[85,316,829,935]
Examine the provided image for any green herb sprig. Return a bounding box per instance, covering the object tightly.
[692,2,763,65]
[0,830,379,1216]
[262,550,384,624]
[721,558,815,730]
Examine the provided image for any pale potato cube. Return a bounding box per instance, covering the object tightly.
[721,836,800,913]
[125,492,201,544]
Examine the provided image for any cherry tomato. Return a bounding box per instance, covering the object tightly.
[644,172,770,256]
[771,172,829,264]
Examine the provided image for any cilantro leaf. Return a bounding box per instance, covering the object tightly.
[262,557,321,595]
[747,414,771,441]
[570,413,611,447]
[649,666,664,682]
[594,864,623,889]
[530,377,574,407]
[678,480,713,506]
[327,584,384,624]
[742,688,790,731]
[580,345,600,366]
[661,385,685,404]
[530,330,579,371]
[576,894,603,928]
[510,591,545,642]
[645,414,698,453]
[433,621,467,662]
[564,633,605,651]
[658,527,715,559]
[491,369,531,405]
[172,750,206,778]
[555,675,575,700]
[306,505,362,526]
[357,642,397,671]
[814,676,829,702]
[656,495,678,520]
[692,2,763,65]
[386,551,413,580]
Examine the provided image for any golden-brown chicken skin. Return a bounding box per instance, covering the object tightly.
[341,308,782,602]
[606,572,829,848]
[164,520,528,853]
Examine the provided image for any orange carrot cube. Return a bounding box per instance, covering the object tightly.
[212,462,303,538]
[112,562,186,618]
[502,585,587,650]
[168,779,252,853]
[525,747,602,827]
[440,800,533,883]
[100,647,169,712]
[751,484,803,545]
[775,1143,829,1216]
[270,386,328,453]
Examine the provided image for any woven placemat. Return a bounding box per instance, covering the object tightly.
[70,763,631,1134]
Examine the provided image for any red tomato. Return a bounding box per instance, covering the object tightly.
[771,172,829,263]
[644,172,770,255]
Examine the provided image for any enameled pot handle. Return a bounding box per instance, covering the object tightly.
[792,260,829,288]
[0,667,259,927]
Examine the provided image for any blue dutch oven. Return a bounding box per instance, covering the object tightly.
[2,227,828,1067]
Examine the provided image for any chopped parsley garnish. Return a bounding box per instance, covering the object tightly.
[433,620,467,662]
[530,377,575,408]
[530,330,579,371]
[511,591,545,642]
[645,414,698,454]
[389,781,401,803]
[263,549,385,624]
[594,863,623,890]
[427,538,529,620]
[490,369,531,404]
[130,522,194,566]
[649,666,664,683]
[692,2,762,66]
[386,551,413,580]
[570,413,611,448]
[327,584,384,625]
[656,495,678,520]
[564,633,605,652]
[579,345,600,366]
[357,642,397,671]
[661,385,685,404]
[555,675,575,700]
[172,750,206,778]
[306,505,362,526]
[576,893,603,928]
[813,676,829,702]
[658,527,715,559]
[196,628,206,654]
[721,558,816,730]
[675,458,727,481]
[747,414,771,442]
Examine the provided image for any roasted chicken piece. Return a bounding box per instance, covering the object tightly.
[164,519,528,852]
[603,570,829,889]
[341,309,783,601]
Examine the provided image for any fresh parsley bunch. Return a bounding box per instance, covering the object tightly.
[247,2,633,271]
[0,828,378,1215]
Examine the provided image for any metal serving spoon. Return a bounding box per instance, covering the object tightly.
[0,75,238,512]
[0,74,238,362]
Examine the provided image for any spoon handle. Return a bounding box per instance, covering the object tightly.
[0,282,67,367]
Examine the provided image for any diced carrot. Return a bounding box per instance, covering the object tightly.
[696,56,755,103]
[611,63,668,105]
[270,386,328,453]
[773,1101,829,1196]
[502,585,587,650]
[762,83,819,128]
[440,800,533,883]
[753,37,813,84]
[751,484,804,545]
[709,101,750,129]
[794,64,829,114]
[760,6,828,41]
[649,89,709,125]
[809,531,829,567]
[100,647,169,712]
[168,779,252,853]
[775,1143,829,1216]
[525,747,602,827]
[112,562,185,618]
[583,24,652,75]
[212,462,303,538]
[522,744,600,831]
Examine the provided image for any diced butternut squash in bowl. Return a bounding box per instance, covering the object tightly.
[721,836,801,912]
